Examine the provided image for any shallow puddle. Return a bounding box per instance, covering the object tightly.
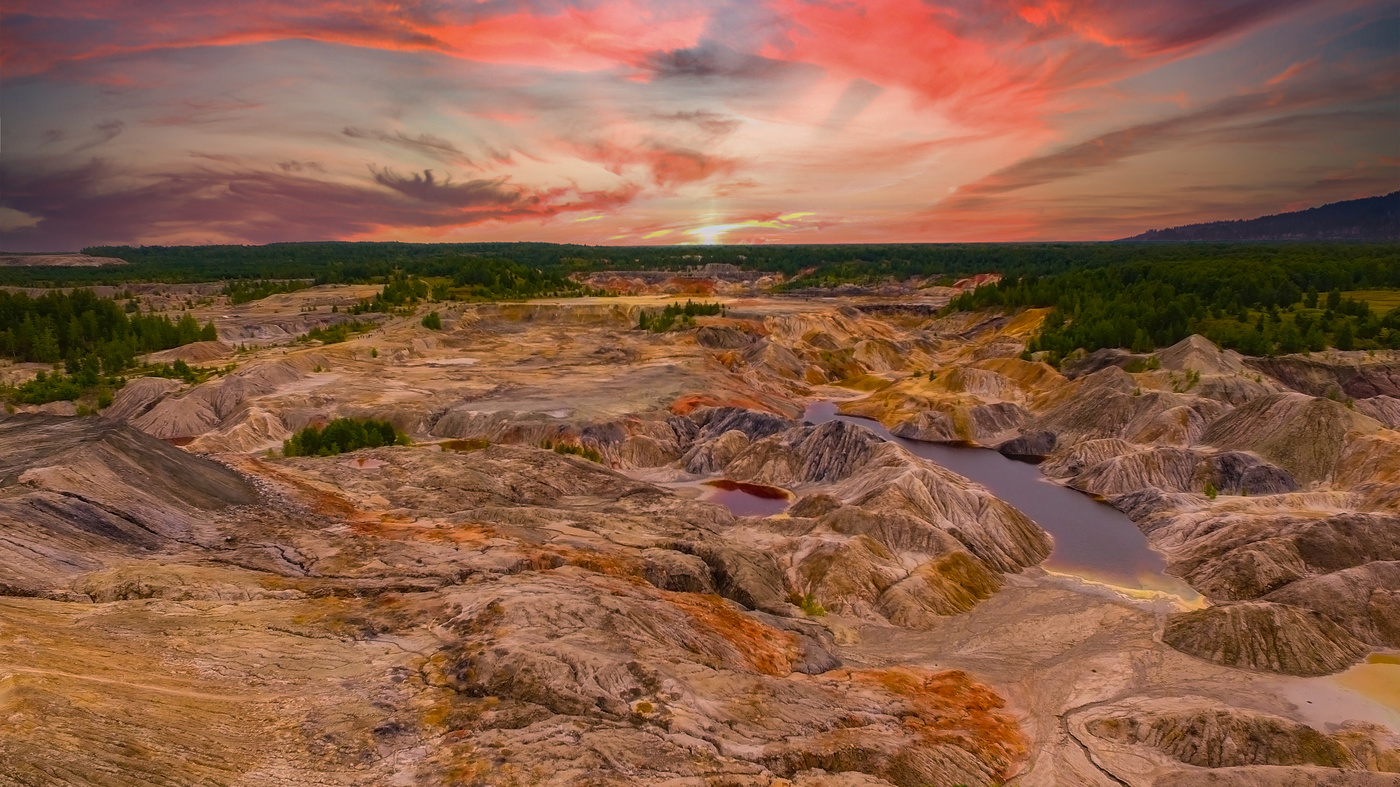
[804,401,1198,599]
[1275,653,1400,730]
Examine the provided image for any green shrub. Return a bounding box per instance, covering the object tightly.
[797,593,826,616]
[143,360,235,385]
[283,417,407,457]
[4,363,128,405]
[1204,480,1219,500]
[545,440,602,463]
[301,319,377,344]
[1125,355,1161,373]
[421,311,442,330]
[636,300,723,332]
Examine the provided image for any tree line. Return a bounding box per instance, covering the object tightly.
[946,256,1400,361]
[0,242,1388,293]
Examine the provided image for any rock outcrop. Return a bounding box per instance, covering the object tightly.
[669,412,1052,624]
[1200,393,1382,485]
[1162,602,1370,676]
[1080,699,1400,774]
[0,414,258,597]
[1246,354,1400,399]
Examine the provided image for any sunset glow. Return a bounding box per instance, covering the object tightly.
[2,1,1397,249]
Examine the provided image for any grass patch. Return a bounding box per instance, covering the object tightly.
[834,374,892,392]
[793,592,826,617]
[441,438,490,452]
[1345,289,1400,313]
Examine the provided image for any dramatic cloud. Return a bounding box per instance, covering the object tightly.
[1,0,1396,248]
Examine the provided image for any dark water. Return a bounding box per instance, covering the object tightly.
[705,487,792,517]
[804,401,1198,598]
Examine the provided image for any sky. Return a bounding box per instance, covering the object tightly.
[1,1,1397,251]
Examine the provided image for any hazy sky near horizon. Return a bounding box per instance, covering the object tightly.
[2,1,1397,250]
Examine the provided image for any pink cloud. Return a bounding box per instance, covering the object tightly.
[1,0,1395,247]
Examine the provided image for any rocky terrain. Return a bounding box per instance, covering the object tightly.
[1,285,1397,786]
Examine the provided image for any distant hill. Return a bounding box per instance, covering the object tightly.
[1123,191,1400,241]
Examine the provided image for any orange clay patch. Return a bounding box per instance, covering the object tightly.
[670,393,780,416]
[551,547,647,582]
[715,351,745,370]
[666,593,800,677]
[665,277,716,295]
[847,667,1028,779]
[229,455,360,518]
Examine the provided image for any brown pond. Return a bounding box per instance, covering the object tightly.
[702,479,791,517]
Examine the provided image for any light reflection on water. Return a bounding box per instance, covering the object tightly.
[804,401,1199,600]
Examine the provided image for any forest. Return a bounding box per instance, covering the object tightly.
[0,289,217,369]
[0,289,220,405]
[947,256,1400,360]
[0,241,1391,294]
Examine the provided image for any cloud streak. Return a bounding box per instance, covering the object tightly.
[0,159,641,248]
